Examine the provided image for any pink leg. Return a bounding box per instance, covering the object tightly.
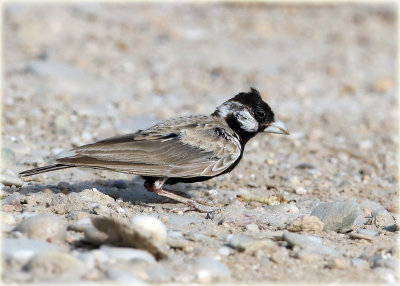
[144,178,220,213]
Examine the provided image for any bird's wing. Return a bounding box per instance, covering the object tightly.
[56,116,242,178]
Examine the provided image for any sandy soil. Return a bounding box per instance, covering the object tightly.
[1,3,398,284]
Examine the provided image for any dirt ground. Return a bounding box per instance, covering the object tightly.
[1,3,398,284]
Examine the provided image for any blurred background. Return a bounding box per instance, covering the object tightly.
[2,3,398,202]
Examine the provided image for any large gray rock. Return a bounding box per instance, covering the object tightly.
[311,200,360,232]
[283,231,339,257]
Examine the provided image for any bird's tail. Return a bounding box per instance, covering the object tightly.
[19,164,72,177]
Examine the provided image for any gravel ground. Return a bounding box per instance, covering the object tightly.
[1,3,398,284]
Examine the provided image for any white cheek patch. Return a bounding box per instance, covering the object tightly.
[235,109,258,132]
[216,101,240,117]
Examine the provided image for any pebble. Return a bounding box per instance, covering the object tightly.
[264,204,300,213]
[57,181,70,190]
[286,215,324,233]
[245,223,260,232]
[130,215,167,245]
[228,234,275,253]
[1,212,16,225]
[76,252,96,270]
[326,257,350,269]
[67,217,93,232]
[100,245,156,264]
[351,258,370,269]
[84,226,108,245]
[27,251,87,279]
[107,270,146,284]
[283,231,339,257]
[372,214,395,229]
[80,188,115,205]
[2,238,60,265]
[91,203,111,216]
[17,213,66,244]
[194,256,231,283]
[1,194,22,212]
[373,267,397,284]
[1,148,16,167]
[218,246,232,257]
[221,200,258,227]
[91,216,168,259]
[270,247,289,264]
[349,233,374,241]
[295,187,307,195]
[311,199,360,232]
[0,174,24,187]
[371,255,398,270]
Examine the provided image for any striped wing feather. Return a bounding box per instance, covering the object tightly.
[56,116,241,178]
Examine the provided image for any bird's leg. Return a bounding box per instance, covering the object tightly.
[144,178,220,213]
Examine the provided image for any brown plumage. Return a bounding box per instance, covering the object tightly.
[20,88,289,213]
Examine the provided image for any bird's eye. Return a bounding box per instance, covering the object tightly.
[256,110,265,118]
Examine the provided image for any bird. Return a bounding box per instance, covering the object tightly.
[19,88,289,213]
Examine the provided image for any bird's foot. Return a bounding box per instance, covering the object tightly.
[144,179,220,213]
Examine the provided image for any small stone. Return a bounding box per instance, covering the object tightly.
[373,214,395,229]
[295,249,324,262]
[100,245,156,264]
[218,246,231,257]
[91,204,111,216]
[76,252,96,270]
[67,217,93,232]
[286,215,324,233]
[17,214,66,244]
[228,234,275,253]
[0,174,24,187]
[130,215,167,245]
[1,148,16,167]
[91,216,168,259]
[84,226,108,245]
[326,257,350,269]
[264,204,299,213]
[373,267,396,284]
[351,258,370,269]
[80,188,115,205]
[349,233,374,241]
[57,181,70,190]
[295,187,307,195]
[194,256,231,283]
[283,231,339,257]
[270,247,289,264]
[1,194,22,211]
[0,212,16,225]
[295,163,316,169]
[311,199,360,232]
[27,251,87,279]
[245,223,260,232]
[371,255,398,270]
[2,238,60,265]
[205,211,215,220]
[107,270,146,284]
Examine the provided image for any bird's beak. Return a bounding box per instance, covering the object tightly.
[264,119,289,135]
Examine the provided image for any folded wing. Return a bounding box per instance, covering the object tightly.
[56,116,241,178]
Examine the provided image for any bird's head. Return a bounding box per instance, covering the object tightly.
[212,88,289,142]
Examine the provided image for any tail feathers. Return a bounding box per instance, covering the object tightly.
[19,164,73,177]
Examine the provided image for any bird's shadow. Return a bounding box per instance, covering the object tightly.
[18,175,196,206]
